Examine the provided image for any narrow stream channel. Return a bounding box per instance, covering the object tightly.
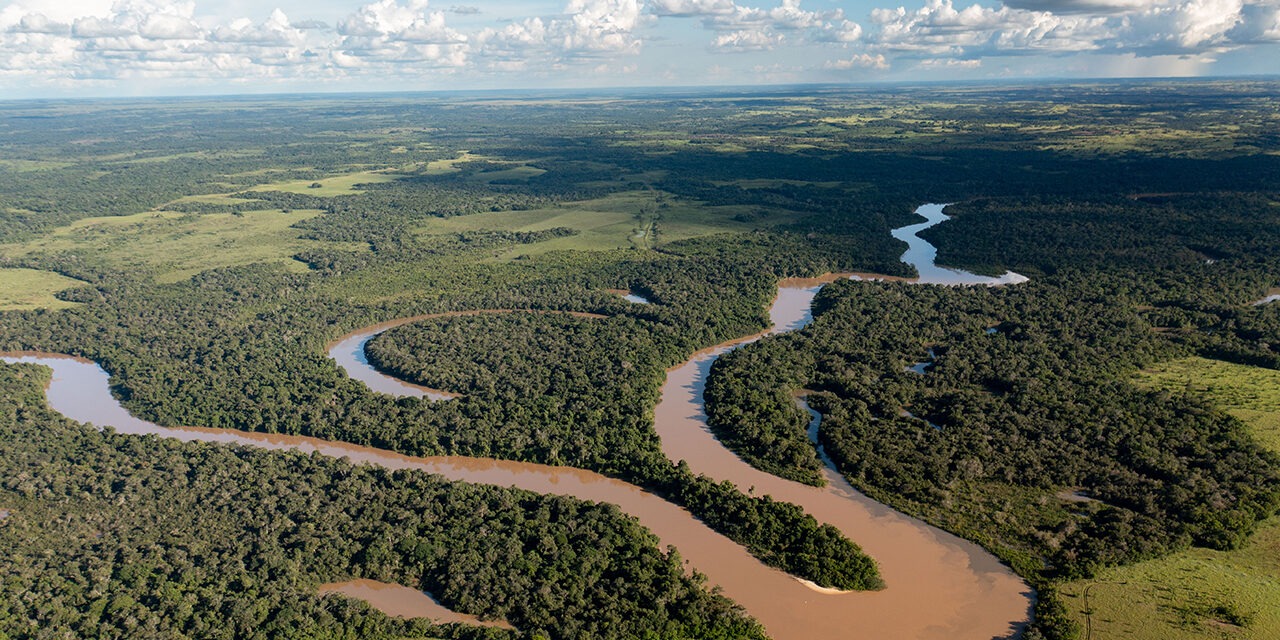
[316,579,515,629]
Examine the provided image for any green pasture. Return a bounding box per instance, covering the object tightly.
[0,209,344,283]
[0,268,85,310]
[413,190,771,259]
[1061,520,1280,640]
[1135,357,1280,452]
[0,159,75,172]
[245,169,402,196]
[1060,357,1280,639]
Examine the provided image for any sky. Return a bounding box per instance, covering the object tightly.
[0,0,1277,98]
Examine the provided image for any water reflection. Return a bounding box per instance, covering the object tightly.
[891,204,1028,286]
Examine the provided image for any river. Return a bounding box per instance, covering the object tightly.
[891,203,1027,286]
[316,579,515,629]
[2,204,1033,639]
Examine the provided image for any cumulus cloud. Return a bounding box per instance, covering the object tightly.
[211,11,300,46]
[0,0,113,28]
[8,14,70,35]
[1230,0,1280,42]
[0,0,1277,92]
[1002,0,1155,13]
[650,0,864,51]
[71,16,135,38]
[473,0,649,69]
[825,52,889,69]
[1155,0,1243,49]
[916,56,982,67]
[338,0,465,43]
[0,1,201,83]
[649,0,738,16]
[1,0,337,86]
[331,0,468,68]
[867,0,1255,59]
[561,0,645,53]
[291,20,331,30]
[712,28,783,50]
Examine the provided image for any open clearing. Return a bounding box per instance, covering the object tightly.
[244,169,402,197]
[1135,357,1280,452]
[0,268,85,310]
[1060,520,1280,640]
[165,168,406,207]
[0,159,75,172]
[0,209,351,283]
[414,190,774,259]
[1060,356,1280,639]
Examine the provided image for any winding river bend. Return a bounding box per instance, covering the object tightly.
[3,204,1032,639]
[890,203,1027,286]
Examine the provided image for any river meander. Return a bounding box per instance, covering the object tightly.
[891,203,1027,286]
[2,204,1033,639]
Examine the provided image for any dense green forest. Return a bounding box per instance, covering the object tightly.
[0,363,764,640]
[3,80,1280,639]
[365,312,882,591]
[703,199,1280,637]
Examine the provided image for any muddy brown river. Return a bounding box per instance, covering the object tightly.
[2,282,1031,638]
[1,204,1034,639]
[317,579,515,629]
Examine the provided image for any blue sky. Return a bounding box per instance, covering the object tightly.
[1,0,1277,98]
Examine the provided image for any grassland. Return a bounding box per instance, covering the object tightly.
[1135,357,1280,452]
[710,178,845,189]
[0,268,85,310]
[0,159,75,172]
[420,151,478,175]
[0,209,350,283]
[413,190,772,259]
[244,169,402,197]
[319,188,781,303]
[1060,356,1280,639]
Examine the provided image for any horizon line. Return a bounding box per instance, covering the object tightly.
[4,74,1279,106]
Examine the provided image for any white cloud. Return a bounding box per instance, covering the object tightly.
[335,1,468,68]
[822,20,863,42]
[712,28,782,50]
[138,14,202,40]
[0,0,1276,93]
[866,0,1253,60]
[1002,0,1157,13]
[0,0,113,29]
[473,0,647,68]
[916,56,982,67]
[338,0,431,36]
[649,0,738,16]
[825,52,888,69]
[1158,0,1242,49]
[560,0,645,54]
[8,14,70,35]
[0,0,331,86]
[650,0,863,51]
[477,16,548,51]
[338,0,466,43]
[72,16,136,38]
[1230,0,1280,42]
[211,11,300,45]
